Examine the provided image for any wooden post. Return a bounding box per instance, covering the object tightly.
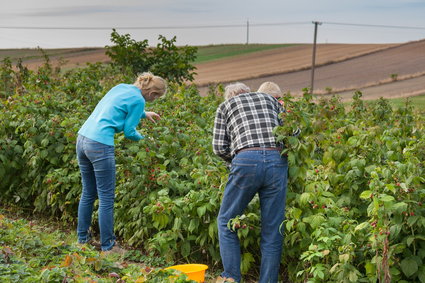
[246,20,249,45]
[310,21,322,94]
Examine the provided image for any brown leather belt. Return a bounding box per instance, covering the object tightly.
[236,147,282,154]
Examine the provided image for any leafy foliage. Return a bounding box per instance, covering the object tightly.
[273,90,425,282]
[0,212,195,282]
[105,29,197,84]
[1,53,425,282]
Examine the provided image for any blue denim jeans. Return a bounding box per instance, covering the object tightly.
[76,135,116,251]
[218,150,288,283]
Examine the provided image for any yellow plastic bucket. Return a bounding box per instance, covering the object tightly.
[165,264,208,282]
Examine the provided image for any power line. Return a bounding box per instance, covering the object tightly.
[0,21,424,31]
[323,22,425,30]
[0,22,310,31]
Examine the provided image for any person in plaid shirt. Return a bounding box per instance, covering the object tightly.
[213,82,288,283]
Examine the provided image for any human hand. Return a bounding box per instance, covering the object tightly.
[145,111,161,123]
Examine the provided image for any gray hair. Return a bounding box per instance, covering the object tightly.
[257,81,282,98]
[224,82,250,100]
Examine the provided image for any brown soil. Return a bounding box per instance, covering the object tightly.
[20,49,110,70]
[195,39,425,101]
[14,39,425,101]
[193,43,397,85]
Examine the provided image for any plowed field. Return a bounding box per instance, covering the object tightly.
[6,39,425,100]
[195,39,425,100]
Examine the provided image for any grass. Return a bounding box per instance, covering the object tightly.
[384,94,425,110]
[356,94,425,112]
[194,44,297,63]
[0,48,103,62]
[0,44,296,65]
[0,44,295,63]
[0,207,224,282]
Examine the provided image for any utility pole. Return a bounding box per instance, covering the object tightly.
[310,21,322,95]
[246,20,249,45]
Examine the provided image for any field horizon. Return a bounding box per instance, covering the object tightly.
[1,39,424,101]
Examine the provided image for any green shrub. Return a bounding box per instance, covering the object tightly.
[105,29,197,84]
[1,55,425,282]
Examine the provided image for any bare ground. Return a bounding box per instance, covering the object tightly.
[11,39,425,101]
[193,43,397,85]
[196,39,425,101]
[20,49,110,70]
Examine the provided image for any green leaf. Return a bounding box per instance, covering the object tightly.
[299,192,312,205]
[240,252,255,274]
[349,271,358,282]
[355,222,369,231]
[359,190,373,200]
[391,202,408,213]
[400,257,418,277]
[41,138,50,147]
[365,262,375,275]
[379,194,395,202]
[55,143,65,153]
[407,236,415,247]
[418,266,425,283]
[181,241,190,258]
[292,208,303,220]
[323,152,333,165]
[173,217,182,230]
[197,205,206,218]
[128,145,139,153]
[408,216,419,227]
[286,219,295,231]
[188,219,198,233]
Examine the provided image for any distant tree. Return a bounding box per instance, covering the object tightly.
[105,29,197,84]
[105,29,151,75]
[149,35,197,84]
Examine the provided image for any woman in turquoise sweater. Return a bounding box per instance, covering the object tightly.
[76,72,167,252]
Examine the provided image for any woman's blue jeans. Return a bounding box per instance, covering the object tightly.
[218,150,288,283]
[76,135,116,251]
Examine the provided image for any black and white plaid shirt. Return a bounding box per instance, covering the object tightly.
[212,92,285,162]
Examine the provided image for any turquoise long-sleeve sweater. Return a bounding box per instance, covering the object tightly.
[78,84,146,146]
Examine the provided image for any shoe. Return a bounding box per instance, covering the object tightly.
[77,236,101,250]
[88,239,101,250]
[216,276,236,283]
[101,244,126,256]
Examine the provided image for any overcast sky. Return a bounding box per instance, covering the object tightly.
[1,0,425,48]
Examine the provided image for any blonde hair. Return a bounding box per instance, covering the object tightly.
[134,72,167,98]
[258,81,282,98]
[224,82,250,100]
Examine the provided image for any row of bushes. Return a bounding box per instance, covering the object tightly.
[1,53,425,281]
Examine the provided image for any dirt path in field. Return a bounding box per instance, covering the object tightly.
[193,43,397,85]
[196,39,425,100]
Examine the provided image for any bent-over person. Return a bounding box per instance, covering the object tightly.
[212,82,288,283]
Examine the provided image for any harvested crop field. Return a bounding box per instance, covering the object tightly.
[196,39,425,100]
[2,39,424,100]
